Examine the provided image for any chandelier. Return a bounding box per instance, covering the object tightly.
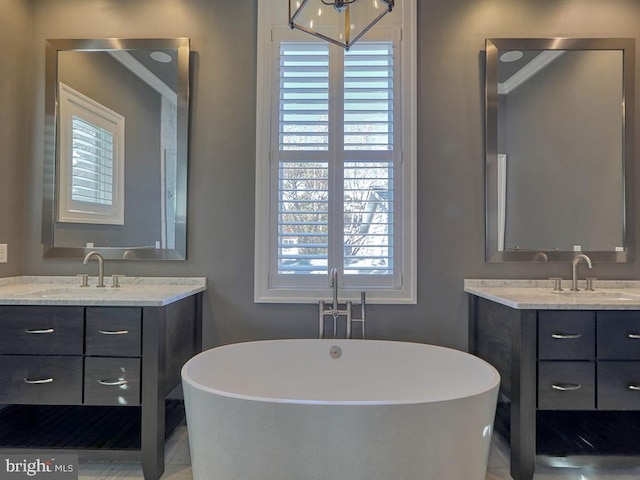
[289,0,395,50]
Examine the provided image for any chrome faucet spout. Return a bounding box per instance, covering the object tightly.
[571,253,593,291]
[83,251,105,288]
[330,267,338,311]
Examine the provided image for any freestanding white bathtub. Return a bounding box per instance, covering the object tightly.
[181,339,500,480]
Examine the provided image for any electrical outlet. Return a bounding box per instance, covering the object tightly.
[0,244,7,263]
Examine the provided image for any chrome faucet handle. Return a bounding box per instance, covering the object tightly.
[549,277,563,292]
[111,274,125,288]
[585,278,596,292]
[76,273,89,287]
[318,301,325,339]
[359,291,366,339]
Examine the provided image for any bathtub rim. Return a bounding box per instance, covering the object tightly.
[181,339,500,406]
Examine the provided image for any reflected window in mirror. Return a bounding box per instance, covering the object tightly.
[485,38,635,263]
[58,82,125,225]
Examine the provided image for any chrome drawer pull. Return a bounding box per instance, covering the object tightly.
[551,333,582,339]
[627,334,640,339]
[24,377,54,384]
[98,329,129,335]
[98,379,128,386]
[24,328,54,334]
[551,383,582,391]
[629,385,640,391]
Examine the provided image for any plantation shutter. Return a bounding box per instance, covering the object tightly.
[343,42,394,277]
[71,115,115,206]
[276,42,330,276]
[270,37,400,290]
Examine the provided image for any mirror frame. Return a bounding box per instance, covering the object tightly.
[43,38,190,260]
[485,37,635,263]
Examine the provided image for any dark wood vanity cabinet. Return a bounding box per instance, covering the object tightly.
[537,310,640,411]
[537,310,596,410]
[0,306,84,355]
[0,294,203,480]
[469,297,640,480]
[86,307,142,357]
[0,306,143,406]
[84,307,142,406]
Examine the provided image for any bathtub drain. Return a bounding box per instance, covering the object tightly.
[329,346,342,359]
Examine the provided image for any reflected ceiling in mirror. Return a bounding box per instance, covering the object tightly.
[43,38,190,260]
[485,38,635,263]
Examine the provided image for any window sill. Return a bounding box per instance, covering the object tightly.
[254,287,417,305]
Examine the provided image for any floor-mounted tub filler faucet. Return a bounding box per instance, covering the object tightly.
[83,251,106,288]
[319,267,366,339]
[571,253,593,291]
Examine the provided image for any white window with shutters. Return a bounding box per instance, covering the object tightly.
[255,2,416,304]
[57,82,125,225]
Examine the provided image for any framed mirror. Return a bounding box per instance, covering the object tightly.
[43,38,190,260]
[485,38,635,262]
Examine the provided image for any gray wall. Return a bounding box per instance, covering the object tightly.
[0,0,30,276]
[56,51,163,248]
[3,0,640,352]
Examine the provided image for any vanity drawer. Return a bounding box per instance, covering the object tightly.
[538,361,595,410]
[538,311,595,360]
[597,312,640,360]
[84,357,141,406]
[0,306,84,355]
[0,355,83,404]
[85,307,142,357]
[597,362,640,410]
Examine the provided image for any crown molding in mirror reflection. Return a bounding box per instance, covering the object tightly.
[43,38,190,261]
[485,37,635,263]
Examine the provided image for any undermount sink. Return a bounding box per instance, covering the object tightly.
[14,287,124,299]
[0,276,206,307]
[551,290,640,301]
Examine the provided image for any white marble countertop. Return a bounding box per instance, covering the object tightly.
[464,279,640,310]
[0,276,207,306]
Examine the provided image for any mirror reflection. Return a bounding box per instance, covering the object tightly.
[43,38,190,260]
[485,38,635,262]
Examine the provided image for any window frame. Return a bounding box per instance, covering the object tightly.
[255,2,416,304]
[57,82,125,225]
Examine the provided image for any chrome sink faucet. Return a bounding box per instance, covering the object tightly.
[571,253,593,291]
[83,251,106,288]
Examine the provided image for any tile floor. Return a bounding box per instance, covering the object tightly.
[486,434,640,480]
[77,425,191,480]
[75,426,640,480]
